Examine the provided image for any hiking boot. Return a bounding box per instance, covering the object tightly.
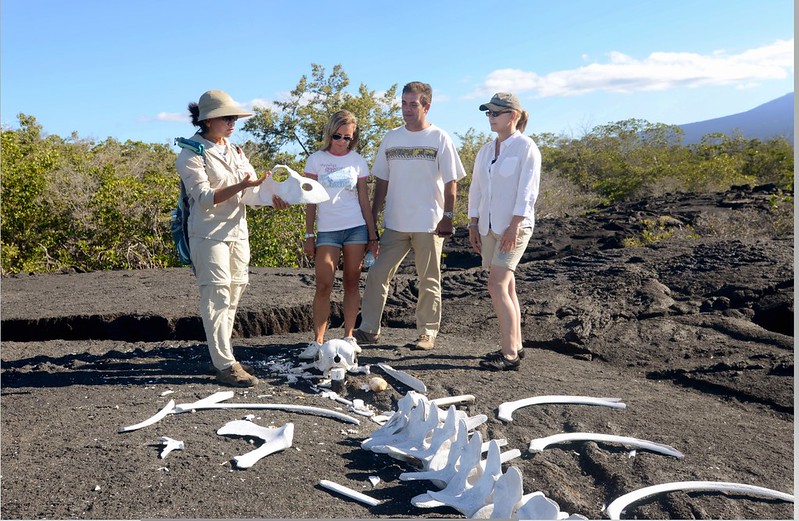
[352,329,379,345]
[299,341,322,360]
[208,362,255,375]
[217,362,259,387]
[479,352,521,371]
[488,348,525,360]
[342,336,362,354]
[413,334,435,350]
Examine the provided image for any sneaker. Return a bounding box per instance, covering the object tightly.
[342,336,362,354]
[352,329,380,345]
[217,362,259,387]
[479,352,521,371]
[413,334,435,350]
[299,341,322,360]
[488,348,525,360]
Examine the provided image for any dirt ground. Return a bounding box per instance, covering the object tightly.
[1,186,794,520]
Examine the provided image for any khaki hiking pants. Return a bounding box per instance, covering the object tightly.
[190,236,250,370]
[359,229,444,339]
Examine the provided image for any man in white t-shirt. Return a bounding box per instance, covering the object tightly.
[353,81,466,350]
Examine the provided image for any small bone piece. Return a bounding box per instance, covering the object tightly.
[157,436,184,459]
[430,395,476,407]
[605,481,795,520]
[376,363,427,393]
[119,400,175,433]
[318,479,382,507]
[529,432,684,459]
[498,395,626,422]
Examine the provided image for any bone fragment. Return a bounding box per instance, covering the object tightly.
[529,432,684,459]
[318,479,381,507]
[174,391,235,411]
[605,481,795,520]
[217,420,294,469]
[498,395,626,422]
[376,363,426,393]
[173,401,359,425]
[157,436,184,458]
[430,395,475,407]
[118,400,175,433]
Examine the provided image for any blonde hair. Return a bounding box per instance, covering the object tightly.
[320,110,359,151]
[514,110,529,134]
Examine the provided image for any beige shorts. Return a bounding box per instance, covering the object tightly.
[480,227,533,271]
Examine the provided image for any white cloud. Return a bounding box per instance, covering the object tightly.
[469,38,793,98]
[144,112,186,123]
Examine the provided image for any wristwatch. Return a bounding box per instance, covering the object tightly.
[304,233,315,239]
[442,211,454,218]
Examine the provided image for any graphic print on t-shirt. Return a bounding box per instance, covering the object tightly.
[385,147,438,161]
[319,165,358,190]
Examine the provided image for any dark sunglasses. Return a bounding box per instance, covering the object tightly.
[485,110,512,118]
[331,134,353,142]
[221,116,239,124]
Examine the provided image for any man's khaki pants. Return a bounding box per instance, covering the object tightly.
[359,229,444,338]
[190,237,250,370]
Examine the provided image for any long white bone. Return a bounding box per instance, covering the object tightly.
[118,400,175,433]
[173,402,360,425]
[175,391,235,411]
[376,363,427,393]
[217,420,294,469]
[529,433,684,459]
[318,479,381,507]
[157,436,184,458]
[430,395,476,407]
[605,481,795,520]
[498,395,626,422]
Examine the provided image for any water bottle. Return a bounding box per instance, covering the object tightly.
[363,251,375,269]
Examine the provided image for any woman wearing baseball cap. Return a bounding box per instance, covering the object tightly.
[467,92,541,371]
[176,89,288,387]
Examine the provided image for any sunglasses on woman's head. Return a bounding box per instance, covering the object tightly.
[331,134,353,141]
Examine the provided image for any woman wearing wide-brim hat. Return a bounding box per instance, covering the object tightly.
[176,89,289,387]
[467,92,541,371]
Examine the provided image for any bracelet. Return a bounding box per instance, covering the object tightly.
[468,223,479,229]
[304,233,315,239]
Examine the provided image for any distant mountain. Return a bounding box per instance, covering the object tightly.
[677,93,794,144]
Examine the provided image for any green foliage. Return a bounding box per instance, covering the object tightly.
[2,69,794,274]
[622,216,700,247]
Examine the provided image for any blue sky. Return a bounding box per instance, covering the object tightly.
[1,0,793,149]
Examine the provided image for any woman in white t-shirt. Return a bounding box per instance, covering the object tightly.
[299,110,379,358]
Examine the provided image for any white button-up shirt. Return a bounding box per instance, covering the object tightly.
[467,131,541,235]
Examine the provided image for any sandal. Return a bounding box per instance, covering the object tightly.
[487,348,525,360]
[479,352,521,371]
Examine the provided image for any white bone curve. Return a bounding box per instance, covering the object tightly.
[174,402,359,424]
[497,395,626,422]
[318,479,382,507]
[118,400,175,433]
[605,481,795,520]
[376,363,427,393]
[529,432,684,459]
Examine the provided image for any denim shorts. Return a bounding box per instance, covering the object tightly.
[316,224,368,248]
